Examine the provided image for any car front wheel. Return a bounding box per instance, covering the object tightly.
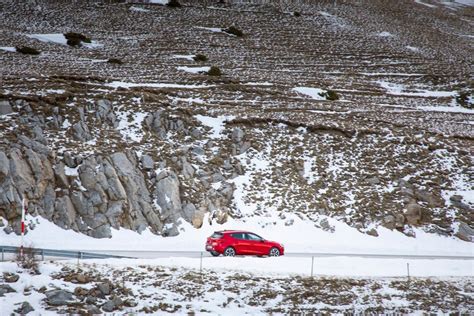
[269,247,280,257]
[210,251,220,257]
[224,247,236,257]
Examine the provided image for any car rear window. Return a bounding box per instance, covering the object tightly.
[211,232,223,239]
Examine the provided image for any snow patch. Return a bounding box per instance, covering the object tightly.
[195,115,235,139]
[105,81,214,89]
[177,66,211,74]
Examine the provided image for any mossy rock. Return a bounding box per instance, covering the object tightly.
[207,66,222,76]
[167,0,181,7]
[16,46,40,55]
[318,90,340,101]
[66,38,82,47]
[193,54,208,62]
[223,26,243,37]
[108,58,124,64]
[64,32,91,45]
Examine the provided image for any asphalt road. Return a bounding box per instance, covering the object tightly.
[85,250,474,260]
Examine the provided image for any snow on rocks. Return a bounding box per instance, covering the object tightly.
[177,66,211,74]
[26,33,102,48]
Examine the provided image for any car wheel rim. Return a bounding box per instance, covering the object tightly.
[270,249,279,256]
[225,248,235,256]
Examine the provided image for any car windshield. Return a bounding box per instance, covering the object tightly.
[246,233,263,241]
[210,232,223,239]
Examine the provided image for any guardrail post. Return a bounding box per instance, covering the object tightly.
[200,252,203,275]
[1,247,4,262]
[41,249,44,261]
[311,256,314,277]
[407,263,410,279]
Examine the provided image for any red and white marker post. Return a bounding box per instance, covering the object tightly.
[20,197,28,259]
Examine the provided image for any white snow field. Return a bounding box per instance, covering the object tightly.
[2,212,472,259]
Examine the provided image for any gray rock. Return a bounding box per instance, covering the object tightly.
[97,282,111,295]
[86,305,101,314]
[239,141,251,154]
[103,161,127,201]
[154,169,182,222]
[9,148,35,195]
[54,162,69,188]
[45,289,74,306]
[72,121,93,142]
[102,296,123,312]
[105,201,123,229]
[96,99,112,120]
[32,125,47,144]
[14,301,34,314]
[0,284,16,296]
[0,151,10,182]
[319,218,335,233]
[3,225,13,234]
[88,224,112,239]
[53,196,76,230]
[182,203,196,223]
[415,190,444,207]
[366,177,380,185]
[382,215,395,230]
[141,154,154,170]
[64,152,77,168]
[182,158,194,179]
[232,127,244,143]
[0,100,13,115]
[191,146,205,156]
[366,228,378,237]
[456,222,474,242]
[405,201,422,225]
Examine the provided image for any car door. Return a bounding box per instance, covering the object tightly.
[230,233,251,255]
[246,233,268,255]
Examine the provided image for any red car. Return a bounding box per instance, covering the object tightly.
[205,230,284,257]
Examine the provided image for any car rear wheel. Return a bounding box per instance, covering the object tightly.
[224,247,236,257]
[269,247,280,257]
[210,251,220,257]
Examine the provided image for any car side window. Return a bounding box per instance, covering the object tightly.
[246,233,262,241]
[231,233,244,239]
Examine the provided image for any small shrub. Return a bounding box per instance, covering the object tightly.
[167,0,181,7]
[15,245,40,274]
[223,26,243,37]
[456,90,473,109]
[207,66,222,76]
[193,54,208,62]
[108,58,124,64]
[16,46,40,55]
[293,11,301,17]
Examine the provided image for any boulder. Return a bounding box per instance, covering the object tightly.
[45,289,74,306]
[382,215,395,230]
[231,127,244,143]
[102,296,123,312]
[366,228,379,237]
[154,169,182,222]
[0,284,16,296]
[415,190,444,207]
[3,272,19,283]
[97,282,111,295]
[0,100,13,115]
[141,154,154,170]
[72,121,93,142]
[404,201,422,225]
[456,222,474,242]
[0,151,9,182]
[53,196,76,230]
[14,301,34,314]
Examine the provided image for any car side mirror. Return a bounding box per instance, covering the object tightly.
[260,239,265,242]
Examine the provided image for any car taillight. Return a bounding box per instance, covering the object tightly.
[212,242,217,246]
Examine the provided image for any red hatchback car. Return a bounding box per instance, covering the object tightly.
[205,230,284,257]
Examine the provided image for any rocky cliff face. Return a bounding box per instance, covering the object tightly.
[0,0,472,241]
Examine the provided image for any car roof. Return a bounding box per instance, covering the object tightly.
[216,230,252,234]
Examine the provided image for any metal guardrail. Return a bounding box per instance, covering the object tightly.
[0,246,133,261]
